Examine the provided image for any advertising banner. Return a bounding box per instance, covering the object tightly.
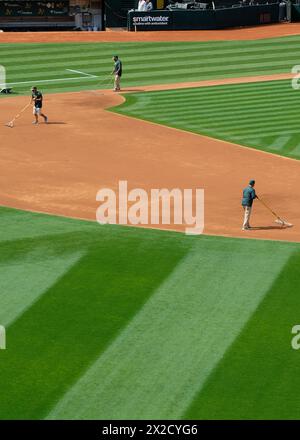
[128,5,279,31]
[128,10,172,30]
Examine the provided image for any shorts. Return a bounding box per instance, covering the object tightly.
[33,106,42,115]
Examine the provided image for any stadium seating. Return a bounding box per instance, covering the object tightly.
[0,16,75,31]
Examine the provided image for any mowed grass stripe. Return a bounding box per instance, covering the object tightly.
[1,207,300,420]
[135,102,297,121]
[124,87,294,114]
[6,60,294,82]
[2,67,292,93]
[140,87,294,106]
[135,85,289,103]
[221,118,300,134]
[1,36,300,95]
[152,101,300,119]
[130,81,289,106]
[47,239,293,420]
[3,35,300,57]
[0,207,99,242]
[9,53,298,75]
[113,80,300,159]
[0,252,82,327]
[150,105,300,124]
[0,207,190,419]
[7,44,300,66]
[185,249,300,419]
[186,115,300,131]
[140,104,296,123]
[233,128,300,138]
[128,91,290,109]
[192,110,300,129]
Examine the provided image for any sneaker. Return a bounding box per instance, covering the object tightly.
[32,121,38,125]
[44,116,48,124]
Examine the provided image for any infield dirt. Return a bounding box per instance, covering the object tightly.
[1,77,299,242]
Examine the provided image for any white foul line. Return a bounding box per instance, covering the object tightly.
[66,69,97,78]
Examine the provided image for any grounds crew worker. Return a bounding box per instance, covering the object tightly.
[242,179,257,230]
[112,55,122,92]
[31,86,48,125]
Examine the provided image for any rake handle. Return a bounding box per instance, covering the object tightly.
[257,196,280,219]
[8,101,32,125]
[95,74,114,89]
[13,102,32,120]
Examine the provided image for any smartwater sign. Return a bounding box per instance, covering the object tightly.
[128,11,172,30]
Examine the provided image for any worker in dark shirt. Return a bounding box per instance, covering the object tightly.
[31,86,48,125]
[145,0,153,10]
[241,179,257,230]
[111,55,122,92]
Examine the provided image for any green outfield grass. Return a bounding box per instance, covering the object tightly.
[0,206,300,419]
[0,36,300,95]
[113,79,300,160]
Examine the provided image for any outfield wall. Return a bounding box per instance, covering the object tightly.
[291,3,300,21]
[128,4,280,31]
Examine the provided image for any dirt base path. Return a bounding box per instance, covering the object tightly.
[1,80,299,242]
[1,23,300,44]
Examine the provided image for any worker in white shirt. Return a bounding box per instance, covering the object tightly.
[138,0,147,11]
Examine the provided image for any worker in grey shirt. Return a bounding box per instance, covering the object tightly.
[241,179,257,230]
[111,55,122,92]
[145,0,153,10]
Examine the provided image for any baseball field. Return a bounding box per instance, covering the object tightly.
[1,24,300,420]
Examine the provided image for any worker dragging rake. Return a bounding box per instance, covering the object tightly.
[242,179,292,230]
[5,86,48,128]
[5,101,31,128]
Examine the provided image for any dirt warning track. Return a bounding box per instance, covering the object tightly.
[1,23,300,43]
[0,80,300,243]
